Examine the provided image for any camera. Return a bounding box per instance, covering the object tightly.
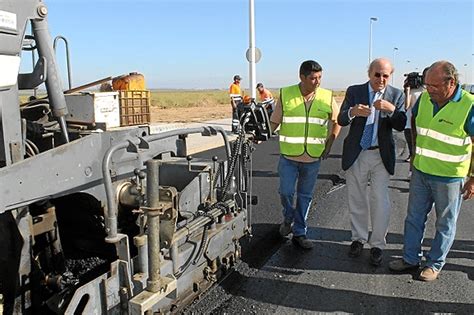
[404,72,423,89]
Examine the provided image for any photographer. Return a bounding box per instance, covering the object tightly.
[403,70,426,164]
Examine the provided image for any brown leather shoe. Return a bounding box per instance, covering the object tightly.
[419,267,440,281]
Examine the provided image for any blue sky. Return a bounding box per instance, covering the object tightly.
[24,0,473,91]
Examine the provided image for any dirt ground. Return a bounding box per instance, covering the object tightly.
[150,96,345,123]
[150,103,231,123]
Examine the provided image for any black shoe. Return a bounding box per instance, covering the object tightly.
[348,241,363,257]
[292,235,314,250]
[369,247,383,266]
[388,258,420,272]
[279,221,292,237]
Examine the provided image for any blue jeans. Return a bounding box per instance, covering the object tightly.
[403,168,463,271]
[278,155,321,237]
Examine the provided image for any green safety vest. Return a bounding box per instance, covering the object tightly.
[279,85,333,158]
[414,90,473,177]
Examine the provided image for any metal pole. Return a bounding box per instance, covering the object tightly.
[133,234,148,275]
[249,0,256,99]
[368,17,377,65]
[31,46,37,97]
[392,47,398,85]
[32,10,69,143]
[30,23,37,97]
[464,64,468,83]
[146,159,161,293]
[368,20,372,65]
[53,35,73,90]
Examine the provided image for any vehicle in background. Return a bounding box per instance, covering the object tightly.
[462,84,474,94]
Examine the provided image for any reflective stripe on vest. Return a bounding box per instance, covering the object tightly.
[279,135,327,144]
[416,126,471,146]
[413,90,473,177]
[282,116,328,125]
[415,147,470,163]
[279,85,333,158]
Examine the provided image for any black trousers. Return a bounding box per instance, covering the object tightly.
[232,103,244,133]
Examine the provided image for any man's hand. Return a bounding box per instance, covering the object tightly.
[350,104,372,117]
[321,137,335,160]
[373,99,395,113]
[321,146,331,160]
[461,177,474,200]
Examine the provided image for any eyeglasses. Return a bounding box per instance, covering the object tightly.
[374,72,390,79]
[423,83,444,90]
[423,78,452,90]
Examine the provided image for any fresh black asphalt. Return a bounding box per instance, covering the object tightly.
[187,129,474,314]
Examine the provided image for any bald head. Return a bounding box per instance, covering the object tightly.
[424,60,458,106]
[368,58,394,91]
[426,60,458,85]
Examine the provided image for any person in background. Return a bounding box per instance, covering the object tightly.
[257,82,273,102]
[270,60,341,250]
[257,82,275,117]
[230,75,243,133]
[403,69,427,164]
[389,61,474,281]
[337,58,406,266]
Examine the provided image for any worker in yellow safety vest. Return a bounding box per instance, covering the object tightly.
[389,60,474,281]
[270,60,341,249]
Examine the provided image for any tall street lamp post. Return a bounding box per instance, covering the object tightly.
[392,47,398,85]
[368,17,378,65]
[248,0,257,99]
[464,63,468,83]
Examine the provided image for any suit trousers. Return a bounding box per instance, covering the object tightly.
[346,149,391,249]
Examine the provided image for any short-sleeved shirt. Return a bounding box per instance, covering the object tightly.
[411,84,474,182]
[258,88,273,102]
[271,88,340,163]
[405,87,423,129]
[229,83,241,96]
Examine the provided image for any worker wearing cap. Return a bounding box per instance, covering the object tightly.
[230,75,243,133]
[256,83,273,102]
[257,82,275,117]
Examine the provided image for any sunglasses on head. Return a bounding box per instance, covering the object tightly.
[374,72,390,79]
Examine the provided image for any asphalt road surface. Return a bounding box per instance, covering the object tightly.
[187,129,474,314]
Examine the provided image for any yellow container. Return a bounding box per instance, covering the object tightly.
[112,72,146,91]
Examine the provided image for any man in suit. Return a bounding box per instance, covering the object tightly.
[337,58,406,266]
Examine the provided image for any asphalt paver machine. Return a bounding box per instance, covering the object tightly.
[0,1,271,313]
